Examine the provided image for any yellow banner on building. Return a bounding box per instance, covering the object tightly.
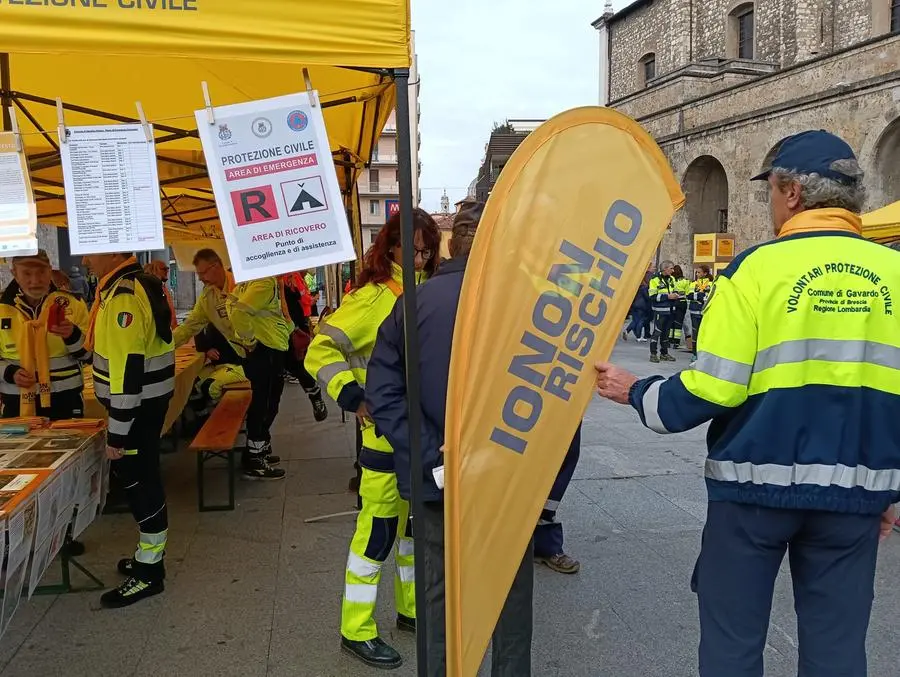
[444,107,684,676]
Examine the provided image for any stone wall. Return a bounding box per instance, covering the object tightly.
[608,0,680,100]
[607,0,888,105]
[608,33,900,267]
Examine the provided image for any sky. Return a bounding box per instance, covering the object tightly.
[412,0,629,212]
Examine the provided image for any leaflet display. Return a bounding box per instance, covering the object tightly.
[196,92,356,282]
[60,125,165,255]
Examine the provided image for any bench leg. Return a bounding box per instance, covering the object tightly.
[197,451,205,512]
[197,450,236,513]
[227,447,235,511]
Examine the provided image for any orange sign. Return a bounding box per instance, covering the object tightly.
[695,239,713,257]
[717,238,734,258]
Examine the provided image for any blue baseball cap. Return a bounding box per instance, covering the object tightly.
[752,130,859,184]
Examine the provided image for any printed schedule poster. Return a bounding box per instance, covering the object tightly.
[196,92,356,283]
[60,125,165,255]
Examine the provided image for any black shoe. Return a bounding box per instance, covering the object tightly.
[118,558,167,580]
[340,636,402,670]
[100,576,164,609]
[311,395,329,422]
[242,456,286,481]
[260,442,281,466]
[62,539,86,557]
[397,614,416,633]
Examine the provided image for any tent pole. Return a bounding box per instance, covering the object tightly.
[0,53,11,131]
[393,67,429,677]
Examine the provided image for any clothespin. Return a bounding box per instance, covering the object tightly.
[201,81,215,125]
[302,68,319,108]
[135,101,152,143]
[7,107,21,153]
[56,97,68,145]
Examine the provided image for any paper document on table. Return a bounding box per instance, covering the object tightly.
[60,124,165,255]
[0,133,38,258]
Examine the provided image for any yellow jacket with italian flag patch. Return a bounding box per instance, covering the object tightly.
[174,276,291,355]
[628,208,900,515]
[0,284,91,402]
[92,263,175,448]
[304,265,411,461]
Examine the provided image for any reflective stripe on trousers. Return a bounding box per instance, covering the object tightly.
[341,468,415,642]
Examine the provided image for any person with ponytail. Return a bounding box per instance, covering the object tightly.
[305,208,440,669]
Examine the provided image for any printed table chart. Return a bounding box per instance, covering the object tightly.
[0,426,107,639]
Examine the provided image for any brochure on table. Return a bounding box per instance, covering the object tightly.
[59,124,165,255]
[0,131,38,258]
[196,91,356,283]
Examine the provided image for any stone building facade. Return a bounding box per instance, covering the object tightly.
[594,0,900,265]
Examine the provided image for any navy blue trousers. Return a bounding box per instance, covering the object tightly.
[534,425,581,558]
[692,501,880,677]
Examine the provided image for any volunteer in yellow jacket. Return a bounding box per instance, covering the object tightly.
[174,249,291,480]
[305,209,440,670]
[0,250,91,420]
[596,131,900,677]
[82,253,174,610]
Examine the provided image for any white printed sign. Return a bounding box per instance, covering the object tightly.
[60,124,165,255]
[196,92,356,283]
[0,132,38,257]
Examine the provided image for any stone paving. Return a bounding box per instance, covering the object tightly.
[0,339,898,676]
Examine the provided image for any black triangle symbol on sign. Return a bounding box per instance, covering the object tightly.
[291,183,324,212]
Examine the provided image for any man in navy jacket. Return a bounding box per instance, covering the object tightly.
[367,201,534,676]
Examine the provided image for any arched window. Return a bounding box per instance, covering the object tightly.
[728,3,755,60]
[638,52,656,87]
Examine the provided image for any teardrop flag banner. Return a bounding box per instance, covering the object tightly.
[443,107,685,676]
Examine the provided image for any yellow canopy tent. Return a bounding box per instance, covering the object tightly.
[0,0,411,256]
[0,6,434,673]
[862,200,900,244]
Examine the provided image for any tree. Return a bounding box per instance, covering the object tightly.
[492,120,515,134]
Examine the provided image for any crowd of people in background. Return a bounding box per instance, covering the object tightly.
[624,260,715,364]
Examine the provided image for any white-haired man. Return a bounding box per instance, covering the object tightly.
[596,130,900,677]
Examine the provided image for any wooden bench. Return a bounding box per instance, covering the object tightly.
[189,389,253,512]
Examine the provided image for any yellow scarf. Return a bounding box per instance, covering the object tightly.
[17,296,53,416]
[778,208,862,239]
[84,256,138,353]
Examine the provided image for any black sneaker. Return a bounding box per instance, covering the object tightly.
[100,576,164,609]
[397,614,416,633]
[242,456,286,481]
[118,558,167,580]
[311,395,329,422]
[261,443,281,466]
[340,636,402,670]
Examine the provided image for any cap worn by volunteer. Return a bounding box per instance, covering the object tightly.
[752,130,859,184]
[12,250,51,267]
[452,200,486,238]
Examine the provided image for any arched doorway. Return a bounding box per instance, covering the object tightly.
[681,156,730,235]
[872,117,900,206]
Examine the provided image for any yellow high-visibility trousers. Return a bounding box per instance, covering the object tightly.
[340,467,415,641]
